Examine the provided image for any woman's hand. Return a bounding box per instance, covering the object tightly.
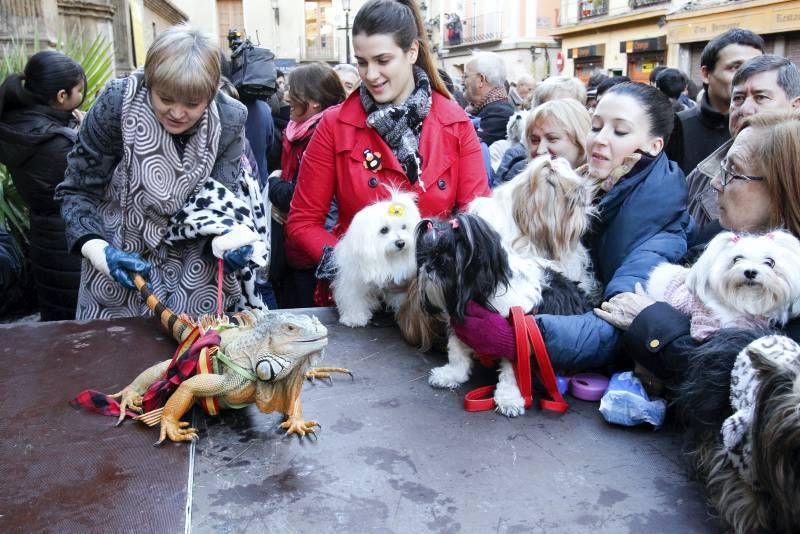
[451,301,516,360]
[593,282,655,331]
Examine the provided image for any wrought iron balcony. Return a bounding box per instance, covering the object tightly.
[446,12,502,47]
[579,0,609,20]
[302,40,336,61]
[629,0,669,7]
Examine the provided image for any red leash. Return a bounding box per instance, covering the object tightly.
[217,258,224,317]
[463,306,567,414]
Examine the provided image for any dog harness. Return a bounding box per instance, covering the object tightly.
[464,306,568,414]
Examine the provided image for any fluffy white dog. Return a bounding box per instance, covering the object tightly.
[647,231,800,340]
[332,191,421,327]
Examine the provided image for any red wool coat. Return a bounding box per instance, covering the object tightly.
[285,91,490,268]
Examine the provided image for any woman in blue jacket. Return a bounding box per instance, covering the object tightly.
[454,82,691,371]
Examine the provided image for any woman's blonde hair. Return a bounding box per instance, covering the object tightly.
[523,99,591,165]
[742,110,800,236]
[144,25,220,103]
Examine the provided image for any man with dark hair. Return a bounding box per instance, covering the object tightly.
[655,68,688,111]
[687,55,800,229]
[666,28,763,174]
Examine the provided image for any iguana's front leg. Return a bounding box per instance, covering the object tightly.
[280,396,318,438]
[110,359,171,425]
[157,373,238,444]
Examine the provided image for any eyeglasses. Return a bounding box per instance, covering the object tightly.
[462,72,483,83]
[718,161,764,188]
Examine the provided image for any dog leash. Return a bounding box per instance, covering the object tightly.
[463,306,568,414]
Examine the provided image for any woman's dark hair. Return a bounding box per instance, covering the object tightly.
[352,0,451,98]
[606,82,674,145]
[288,63,346,115]
[596,75,630,98]
[0,50,85,117]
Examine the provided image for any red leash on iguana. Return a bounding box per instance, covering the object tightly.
[463,306,568,414]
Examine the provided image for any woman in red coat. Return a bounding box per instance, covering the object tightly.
[285,0,489,296]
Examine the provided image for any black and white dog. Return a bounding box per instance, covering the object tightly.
[412,213,591,416]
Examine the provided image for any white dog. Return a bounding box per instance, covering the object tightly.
[647,231,800,341]
[332,191,421,327]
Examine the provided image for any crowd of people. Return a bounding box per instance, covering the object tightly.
[0,1,797,372]
[3,0,800,529]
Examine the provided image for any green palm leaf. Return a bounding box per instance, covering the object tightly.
[0,31,114,246]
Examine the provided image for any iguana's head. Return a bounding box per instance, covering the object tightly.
[219,310,328,382]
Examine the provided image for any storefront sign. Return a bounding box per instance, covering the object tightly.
[668,4,800,43]
[568,44,605,59]
[641,62,657,72]
[620,36,667,54]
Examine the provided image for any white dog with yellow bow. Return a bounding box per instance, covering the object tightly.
[332,191,421,327]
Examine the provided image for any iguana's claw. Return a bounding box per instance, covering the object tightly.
[110,387,144,426]
[157,417,198,444]
[280,417,319,438]
[305,367,353,383]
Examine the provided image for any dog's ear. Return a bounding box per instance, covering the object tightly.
[451,214,510,317]
[687,231,735,301]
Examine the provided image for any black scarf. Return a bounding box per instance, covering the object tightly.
[360,66,432,184]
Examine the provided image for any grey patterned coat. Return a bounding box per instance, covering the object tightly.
[55,74,248,319]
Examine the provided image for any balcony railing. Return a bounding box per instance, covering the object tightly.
[629,0,669,7]
[302,39,336,61]
[579,0,608,20]
[446,12,502,47]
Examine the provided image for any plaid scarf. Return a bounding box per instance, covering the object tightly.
[466,85,508,115]
[360,66,431,184]
[71,327,222,419]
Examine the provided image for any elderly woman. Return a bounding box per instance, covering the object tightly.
[598,110,800,385]
[56,26,264,319]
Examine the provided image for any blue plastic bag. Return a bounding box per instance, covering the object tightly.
[598,372,666,427]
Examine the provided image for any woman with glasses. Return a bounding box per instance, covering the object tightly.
[600,110,800,389]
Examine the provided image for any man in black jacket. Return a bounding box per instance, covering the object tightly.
[666,28,763,175]
[462,51,514,146]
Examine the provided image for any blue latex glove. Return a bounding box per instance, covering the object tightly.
[222,244,253,274]
[105,246,152,289]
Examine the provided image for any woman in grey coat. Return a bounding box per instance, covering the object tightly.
[56,26,261,320]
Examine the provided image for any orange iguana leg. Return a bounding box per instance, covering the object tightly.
[279,396,319,438]
[156,373,233,444]
[305,367,353,383]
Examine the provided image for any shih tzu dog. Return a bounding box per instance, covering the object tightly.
[332,191,421,327]
[647,231,800,340]
[468,155,598,298]
[676,332,800,533]
[412,213,592,417]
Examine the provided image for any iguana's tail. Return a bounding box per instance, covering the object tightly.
[131,273,193,342]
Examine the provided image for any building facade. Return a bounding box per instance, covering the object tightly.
[667,0,800,86]
[0,0,186,74]
[171,0,370,67]
[552,0,670,83]
[551,0,800,85]
[432,0,561,82]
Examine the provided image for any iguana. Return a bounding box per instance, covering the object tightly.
[106,274,350,444]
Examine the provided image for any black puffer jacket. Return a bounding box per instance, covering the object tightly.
[0,105,80,320]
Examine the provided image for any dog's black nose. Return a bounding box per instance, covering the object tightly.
[395,239,405,250]
[744,269,758,280]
